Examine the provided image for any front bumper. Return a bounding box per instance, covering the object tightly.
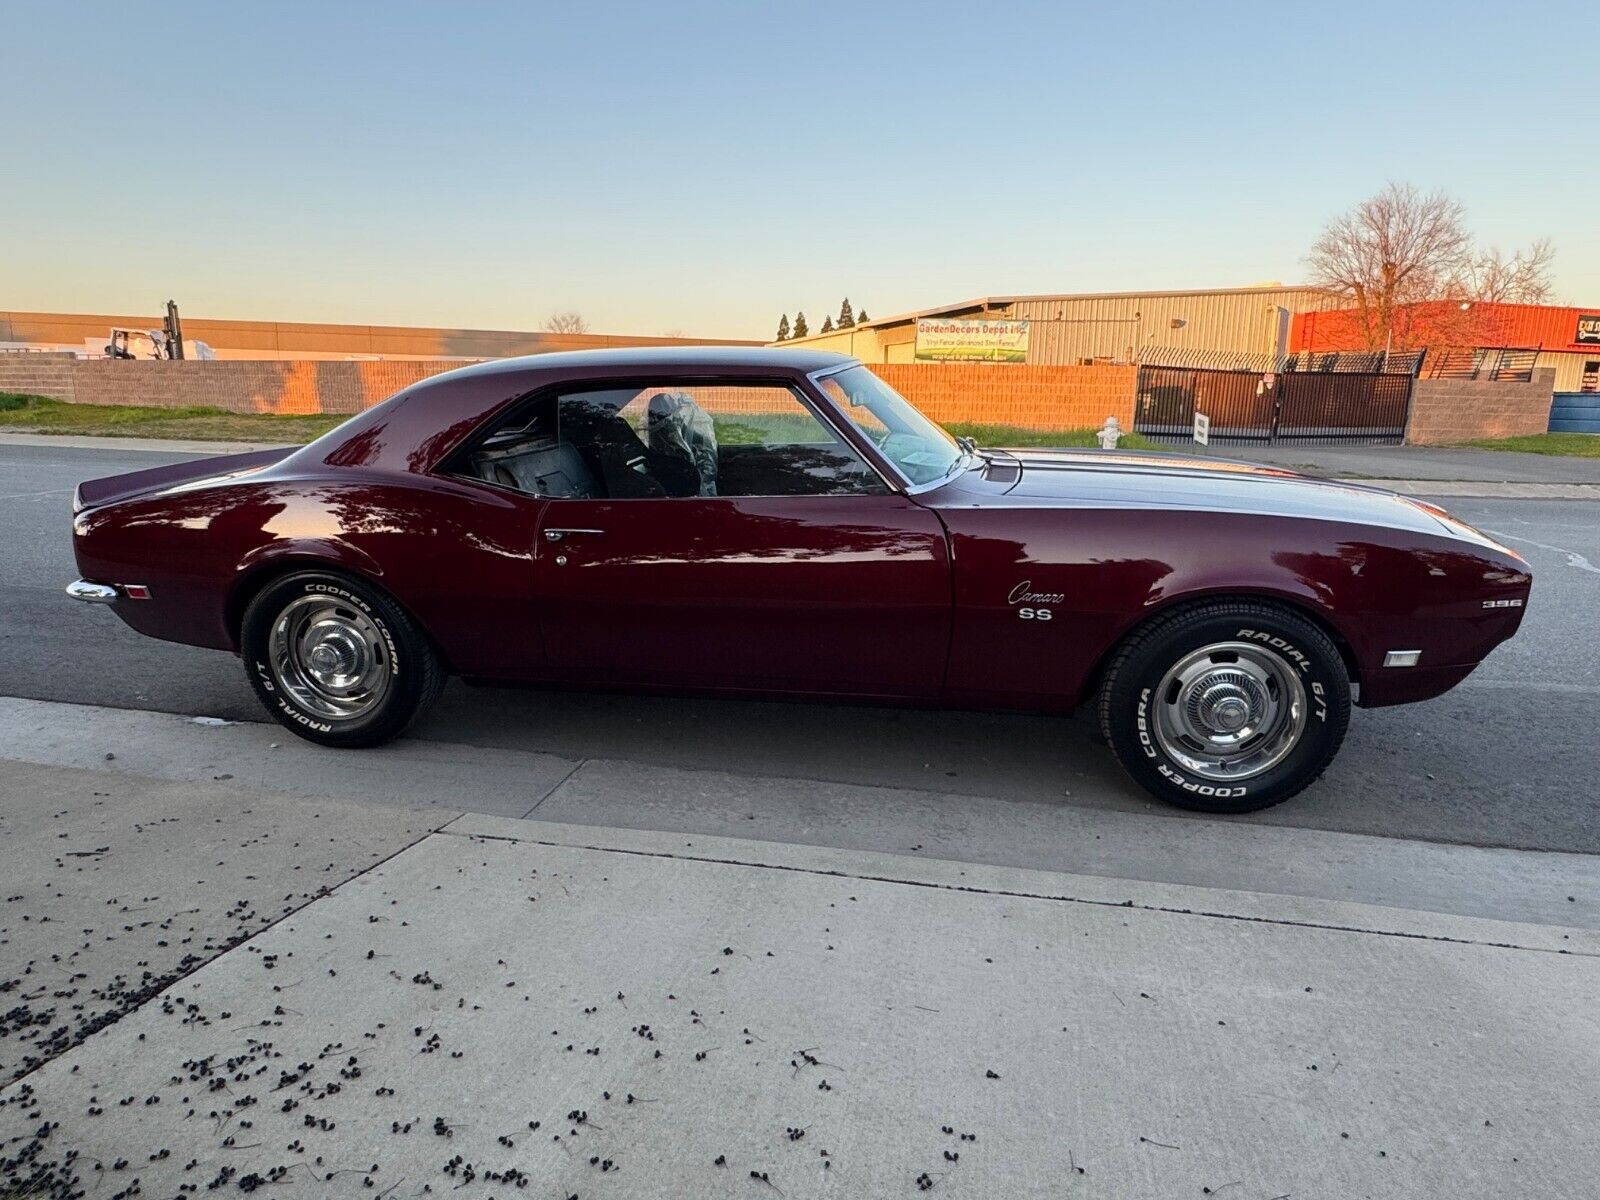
[66,579,119,604]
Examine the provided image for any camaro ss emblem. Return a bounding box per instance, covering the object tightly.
[1009,580,1063,621]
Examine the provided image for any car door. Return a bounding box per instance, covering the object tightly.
[532,378,953,697]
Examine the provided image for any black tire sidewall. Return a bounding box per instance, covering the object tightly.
[1106,607,1349,813]
[241,572,426,747]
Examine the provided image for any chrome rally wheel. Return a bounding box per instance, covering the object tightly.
[1149,641,1307,783]
[267,593,395,723]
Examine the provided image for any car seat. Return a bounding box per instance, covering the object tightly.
[647,391,718,497]
[560,396,667,499]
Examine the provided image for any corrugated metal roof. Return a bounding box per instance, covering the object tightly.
[845,285,1336,332]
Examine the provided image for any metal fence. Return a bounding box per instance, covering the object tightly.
[1136,345,1426,376]
[1135,361,1416,446]
[1427,347,1540,382]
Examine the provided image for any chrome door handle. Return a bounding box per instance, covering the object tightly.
[543,527,605,543]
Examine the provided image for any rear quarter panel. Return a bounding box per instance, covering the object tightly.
[74,472,547,677]
[936,505,1529,710]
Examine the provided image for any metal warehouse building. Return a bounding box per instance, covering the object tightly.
[779,286,1338,364]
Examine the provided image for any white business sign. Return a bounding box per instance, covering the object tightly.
[914,318,1030,362]
[1193,411,1210,446]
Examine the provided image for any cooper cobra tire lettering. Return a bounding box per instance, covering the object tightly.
[1155,763,1247,798]
[1136,688,1156,758]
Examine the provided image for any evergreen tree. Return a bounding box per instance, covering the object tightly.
[855,308,869,323]
[838,298,855,328]
[820,315,835,334]
[793,311,809,338]
[775,313,790,341]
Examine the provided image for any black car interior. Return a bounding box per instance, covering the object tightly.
[465,388,711,500]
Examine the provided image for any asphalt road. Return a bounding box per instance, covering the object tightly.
[4,440,1597,854]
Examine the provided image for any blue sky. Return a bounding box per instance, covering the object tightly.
[5,1,1591,339]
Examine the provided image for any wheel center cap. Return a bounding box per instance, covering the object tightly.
[309,642,346,674]
[1210,695,1251,732]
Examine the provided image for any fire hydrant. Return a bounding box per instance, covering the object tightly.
[1096,416,1124,449]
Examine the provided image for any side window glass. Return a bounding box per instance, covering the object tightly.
[461,382,887,500]
[644,384,885,498]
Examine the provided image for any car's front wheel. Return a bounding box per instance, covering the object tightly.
[1099,600,1351,813]
[241,570,445,748]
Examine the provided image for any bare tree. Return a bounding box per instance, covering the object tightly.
[1306,183,1472,351]
[544,310,590,334]
[1454,238,1555,304]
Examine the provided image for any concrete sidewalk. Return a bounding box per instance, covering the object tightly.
[1220,442,1600,485]
[2,762,1596,1198]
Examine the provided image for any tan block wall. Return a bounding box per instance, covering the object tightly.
[0,356,467,415]
[1405,369,1555,445]
[0,353,78,401]
[869,363,1136,430]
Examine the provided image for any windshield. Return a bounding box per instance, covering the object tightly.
[816,366,963,486]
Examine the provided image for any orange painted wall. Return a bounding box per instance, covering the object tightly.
[1293,301,1599,353]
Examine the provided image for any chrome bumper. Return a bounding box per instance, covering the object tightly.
[66,580,119,604]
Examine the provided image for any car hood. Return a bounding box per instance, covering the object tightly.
[967,448,1453,538]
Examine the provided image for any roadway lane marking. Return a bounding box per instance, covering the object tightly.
[1485,530,1600,575]
[0,488,71,501]
[1461,680,1600,694]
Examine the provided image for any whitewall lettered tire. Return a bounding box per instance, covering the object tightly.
[240,570,445,748]
[1099,601,1351,813]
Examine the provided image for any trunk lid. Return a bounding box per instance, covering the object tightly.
[74,447,290,513]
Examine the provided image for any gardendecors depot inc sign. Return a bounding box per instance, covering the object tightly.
[914,318,1031,363]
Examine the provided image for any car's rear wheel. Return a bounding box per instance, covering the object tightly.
[1098,600,1350,813]
[241,570,445,747]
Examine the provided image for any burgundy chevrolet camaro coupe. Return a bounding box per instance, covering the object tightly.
[69,347,1531,812]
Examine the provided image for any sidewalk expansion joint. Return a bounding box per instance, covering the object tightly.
[447,829,1595,959]
[519,759,588,818]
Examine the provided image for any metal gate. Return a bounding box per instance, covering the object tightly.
[1134,350,1420,446]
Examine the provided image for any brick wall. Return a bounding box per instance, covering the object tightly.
[0,356,1139,431]
[0,357,466,415]
[0,353,78,402]
[1404,369,1556,445]
[869,363,1136,430]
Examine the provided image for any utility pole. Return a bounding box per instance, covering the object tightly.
[164,300,185,360]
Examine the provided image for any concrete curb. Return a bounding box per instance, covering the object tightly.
[1360,479,1600,500]
[441,811,1600,958]
[0,431,294,454]
[5,696,1597,931]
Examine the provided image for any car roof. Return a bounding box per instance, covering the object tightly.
[420,344,858,386]
[291,345,863,477]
